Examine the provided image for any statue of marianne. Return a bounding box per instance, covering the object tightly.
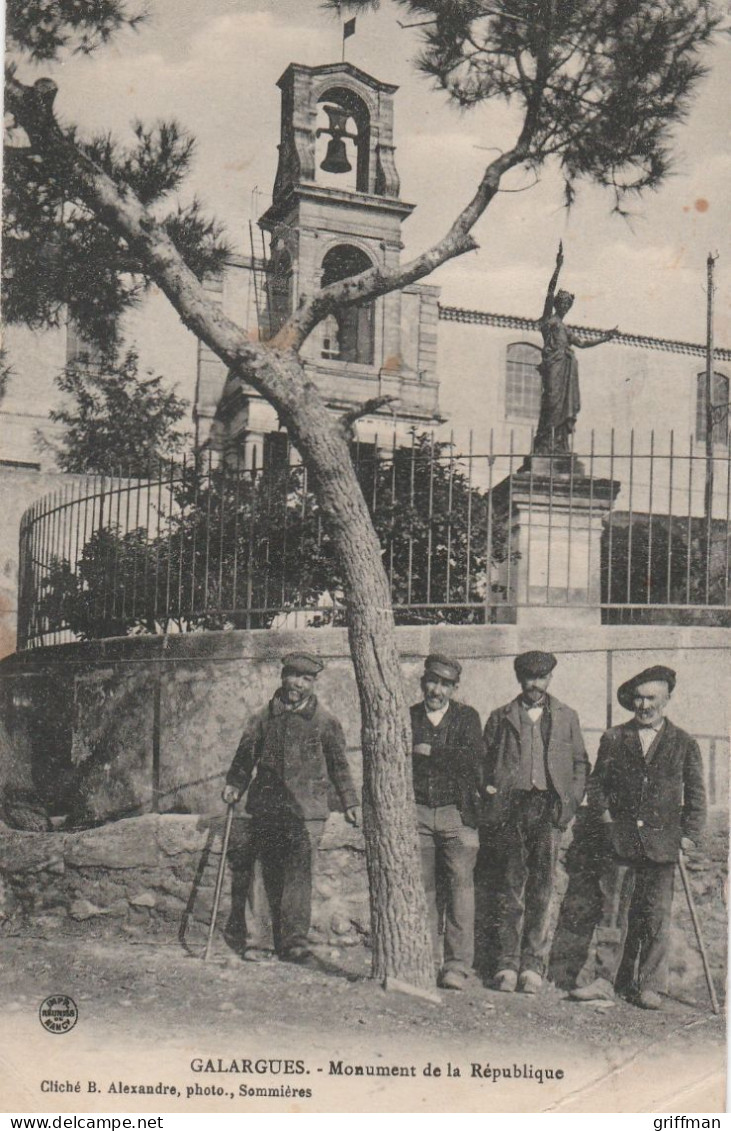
[533,241,618,455]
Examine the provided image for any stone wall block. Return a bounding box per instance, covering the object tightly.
[155,815,210,856]
[71,668,156,823]
[69,869,132,904]
[128,890,157,908]
[154,873,194,900]
[38,887,69,911]
[314,876,337,900]
[33,912,68,933]
[155,893,188,918]
[0,824,67,873]
[329,912,351,936]
[64,822,161,869]
[106,899,129,918]
[69,898,109,920]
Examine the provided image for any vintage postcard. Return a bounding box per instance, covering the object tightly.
[1,0,728,1116]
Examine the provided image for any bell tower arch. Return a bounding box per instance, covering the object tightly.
[269,63,401,206]
[215,61,441,460]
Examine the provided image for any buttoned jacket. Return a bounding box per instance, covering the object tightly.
[226,692,358,820]
[587,718,706,862]
[482,694,589,830]
[409,700,484,828]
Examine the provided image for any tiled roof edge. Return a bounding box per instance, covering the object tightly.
[438,304,731,362]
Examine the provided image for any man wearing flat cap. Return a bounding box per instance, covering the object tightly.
[410,653,484,990]
[483,651,589,993]
[571,665,706,1009]
[222,652,359,967]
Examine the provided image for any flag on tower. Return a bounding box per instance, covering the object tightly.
[343,17,356,40]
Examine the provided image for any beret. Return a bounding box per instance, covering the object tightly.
[617,665,676,712]
[281,652,324,676]
[424,653,462,683]
[514,651,557,680]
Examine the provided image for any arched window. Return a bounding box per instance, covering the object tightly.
[320,245,375,366]
[505,342,541,420]
[696,371,729,445]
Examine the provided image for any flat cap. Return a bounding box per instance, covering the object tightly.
[281,652,324,676]
[424,653,461,683]
[617,665,676,712]
[514,651,557,680]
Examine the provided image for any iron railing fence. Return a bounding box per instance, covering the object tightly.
[17,430,731,648]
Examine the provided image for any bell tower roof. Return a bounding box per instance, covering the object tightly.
[266,58,405,213]
[275,61,399,96]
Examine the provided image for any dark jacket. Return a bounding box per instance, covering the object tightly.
[482,694,589,830]
[409,700,484,828]
[226,692,358,820]
[587,718,706,862]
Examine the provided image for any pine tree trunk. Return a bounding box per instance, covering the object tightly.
[261,354,435,990]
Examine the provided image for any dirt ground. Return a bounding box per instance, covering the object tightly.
[0,933,726,1113]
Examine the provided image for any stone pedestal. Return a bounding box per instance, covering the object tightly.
[492,463,621,626]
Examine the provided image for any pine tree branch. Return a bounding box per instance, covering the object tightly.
[274,6,565,361]
[4,73,304,411]
[274,139,530,354]
[339,395,399,441]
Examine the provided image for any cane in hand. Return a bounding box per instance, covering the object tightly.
[204,800,236,962]
[677,848,721,1015]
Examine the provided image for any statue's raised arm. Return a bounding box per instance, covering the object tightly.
[541,240,564,323]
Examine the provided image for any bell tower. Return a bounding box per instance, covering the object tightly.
[216,61,441,458]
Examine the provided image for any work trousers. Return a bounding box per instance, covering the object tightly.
[497,790,561,976]
[595,855,675,993]
[230,814,326,955]
[417,803,479,974]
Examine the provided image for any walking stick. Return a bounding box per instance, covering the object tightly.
[204,801,235,962]
[677,850,721,1015]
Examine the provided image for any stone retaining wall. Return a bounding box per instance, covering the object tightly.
[0,812,369,950]
[1,809,725,1000]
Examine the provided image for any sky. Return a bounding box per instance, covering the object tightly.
[13,0,731,346]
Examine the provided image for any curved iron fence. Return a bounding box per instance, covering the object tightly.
[17,431,731,649]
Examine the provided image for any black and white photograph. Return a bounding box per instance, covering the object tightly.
[0,0,728,1115]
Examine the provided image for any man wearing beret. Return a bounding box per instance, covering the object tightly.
[222,652,359,967]
[483,651,589,994]
[570,666,706,1009]
[410,653,484,990]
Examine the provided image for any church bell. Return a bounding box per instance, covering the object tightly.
[319,104,355,174]
[321,136,352,174]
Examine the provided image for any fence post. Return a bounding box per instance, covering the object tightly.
[152,666,162,814]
